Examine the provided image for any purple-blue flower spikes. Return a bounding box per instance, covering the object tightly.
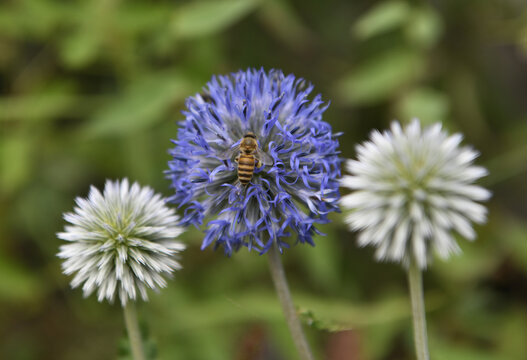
[167,69,341,255]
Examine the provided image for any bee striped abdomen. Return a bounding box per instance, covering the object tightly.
[237,155,255,185]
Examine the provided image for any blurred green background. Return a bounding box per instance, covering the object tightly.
[1,0,527,359]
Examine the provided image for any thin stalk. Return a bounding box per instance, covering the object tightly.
[407,258,430,360]
[123,302,146,360]
[267,243,314,360]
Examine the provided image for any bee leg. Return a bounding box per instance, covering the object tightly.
[234,180,244,196]
[256,159,263,168]
[234,155,239,163]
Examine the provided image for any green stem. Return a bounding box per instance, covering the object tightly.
[123,302,146,360]
[267,243,315,360]
[407,259,430,360]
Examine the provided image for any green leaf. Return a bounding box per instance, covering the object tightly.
[295,290,444,331]
[116,4,172,35]
[83,72,194,138]
[396,87,450,124]
[496,309,527,360]
[60,28,101,68]
[0,133,33,194]
[518,24,527,57]
[434,243,500,285]
[0,7,20,36]
[353,1,411,40]
[335,49,425,105]
[13,185,70,256]
[0,252,42,302]
[363,322,407,360]
[257,0,312,50]
[0,84,78,122]
[2,0,70,38]
[483,141,527,186]
[432,339,503,360]
[501,220,527,274]
[405,7,443,49]
[171,0,261,38]
[296,224,341,291]
[150,289,444,333]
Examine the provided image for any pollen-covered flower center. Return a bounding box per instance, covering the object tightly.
[390,154,440,220]
[99,211,141,248]
[394,153,438,195]
[400,179,429,200]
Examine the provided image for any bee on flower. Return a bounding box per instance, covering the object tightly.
[167,68,341,255]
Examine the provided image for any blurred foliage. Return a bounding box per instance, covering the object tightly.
[1,0,527,359]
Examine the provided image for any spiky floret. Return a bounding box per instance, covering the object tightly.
[167,68,341,255]
[57,179,185,305]
[341,119,491,269]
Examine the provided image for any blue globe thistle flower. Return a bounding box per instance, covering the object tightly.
[167,69,341,255]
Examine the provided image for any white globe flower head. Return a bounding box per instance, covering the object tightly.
[57,179,185,306]
[341,119,491,269]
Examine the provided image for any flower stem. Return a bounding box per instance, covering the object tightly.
[407,258,430,360]
[267,243,314,360]
[123,302,146,360]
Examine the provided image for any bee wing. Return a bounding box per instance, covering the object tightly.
[255,147,274,166]
[216,142,240,161]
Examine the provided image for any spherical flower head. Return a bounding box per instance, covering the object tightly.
[167,68,341,255]
[340,119,491,269]
[57,179,185,306]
